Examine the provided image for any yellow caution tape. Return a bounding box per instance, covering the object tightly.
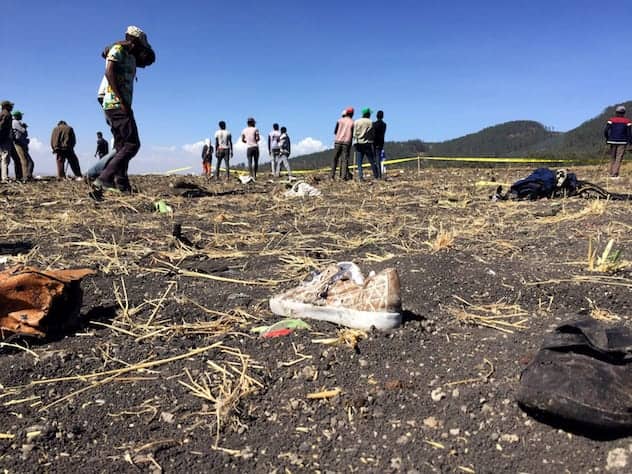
[175,155,605,178]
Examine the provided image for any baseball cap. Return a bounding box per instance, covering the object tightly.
[616,105,626,113]
[125,25,150,48]
[1,100,14,108]
[361,107,372,116]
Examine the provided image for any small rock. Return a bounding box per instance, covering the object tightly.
[390,457,402,470]
[300,365,317,380]
[490,433,499,441]
[21,444,34,458]
[396,434,409,445]
[430,388,446,402]
[423,416,441,429]
[452,388,460,399]
[358,358,369,368]
[160,412,175,424]
[500,434,519,444]
[227,293,251,306]
[607,448,629,471]
[449,428,460,436]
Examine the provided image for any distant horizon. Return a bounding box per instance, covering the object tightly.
[3,0,627,175]
[21,99,628,176]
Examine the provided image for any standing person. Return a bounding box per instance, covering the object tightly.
[331,108,354,180]
[373,110,387,177]
[94,25,154,194]
[276,126,292,179]
[353,108,378,180]
[95,131,109,159]
[604,105,632,178]
[50,120,82,180]
[87,137,116,180]
[201,141,213,177]
[240,117,260,179]
[11,111,34,181]
[214,121,233,180]
[0,100,14,183]
[268,123,281,177]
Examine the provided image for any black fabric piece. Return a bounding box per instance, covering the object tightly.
[517,319,632,439]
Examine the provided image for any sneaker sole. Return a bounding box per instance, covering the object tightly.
[269,296,402,331]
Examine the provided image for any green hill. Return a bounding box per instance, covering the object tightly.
[426,120,558,157]
[289,101,630,169]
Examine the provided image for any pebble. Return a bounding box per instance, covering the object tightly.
[358,358,369,368]
[500,434,519,444]
[452,388,460,398]
[21,444,34,458]
[396,434,409,445]
[606,448,629,471]
[300,365,317,380]
[160,412,175,424]
[449,428,460,436]
[423,416,441,429]
[430,388,446,402]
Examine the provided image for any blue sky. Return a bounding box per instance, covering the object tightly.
[1,0,629,174]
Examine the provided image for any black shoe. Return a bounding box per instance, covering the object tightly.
[114,177,132,193]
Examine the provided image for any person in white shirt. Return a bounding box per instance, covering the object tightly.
[240,117,260,179]
[214,121,233,180]
[268,123,281,177]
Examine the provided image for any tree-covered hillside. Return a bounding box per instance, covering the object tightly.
[288,102,631,169]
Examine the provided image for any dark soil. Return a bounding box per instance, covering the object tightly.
[1,165,631,473]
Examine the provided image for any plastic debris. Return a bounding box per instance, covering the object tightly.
[284,181,322,197]
[154,200,173,214]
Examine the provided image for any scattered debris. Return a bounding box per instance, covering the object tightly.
[238,175,255,185]
[306,388,341,400]
[269,262,402,330]
[154,200,173,214]
[0,266,95,338]
[284,181,322,197]
[517,319,632,438]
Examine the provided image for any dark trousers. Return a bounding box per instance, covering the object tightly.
[56,149,82,178]
[331,142,352,180]
[215,149,230,179]
[246,147,259,178]
[355,143,379,179]
[100,108,140,184]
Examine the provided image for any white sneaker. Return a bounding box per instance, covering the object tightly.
[269,262,402,330]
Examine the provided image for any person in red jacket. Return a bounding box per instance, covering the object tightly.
[604,105,632,178]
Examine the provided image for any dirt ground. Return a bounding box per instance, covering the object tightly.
[1,164,631,473]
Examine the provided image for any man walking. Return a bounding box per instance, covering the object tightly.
[51,120,82,180]
[331,108,354,180]
[241,117,260,179]
[268,123,281,177]
[0,100,14,183]
[95,131,109,159]
[354,108,379,180]
[604,105,632,178]
[373,110,387,176]
[94,25,154,194]
[214,121,233,180]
